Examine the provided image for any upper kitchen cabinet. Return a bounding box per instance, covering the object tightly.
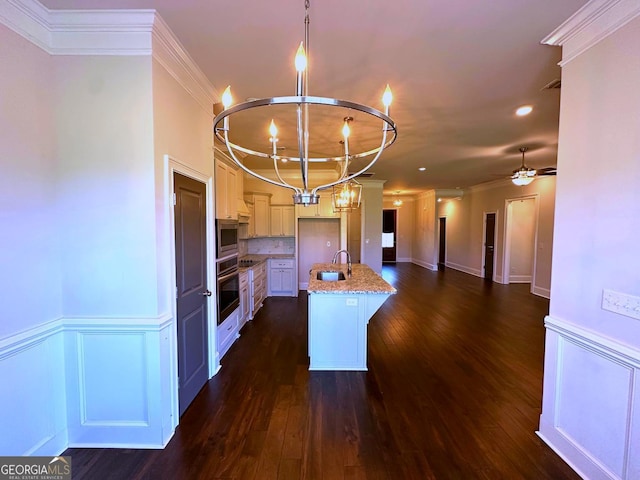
[215,159,238,220]
[296,193,339,218]
[244,192,271,237]
[270,205,295,236]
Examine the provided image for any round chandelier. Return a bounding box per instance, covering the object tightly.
[511,147,536,186]
[213,0,398,206]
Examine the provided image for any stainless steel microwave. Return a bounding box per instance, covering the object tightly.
[216,219,239,258]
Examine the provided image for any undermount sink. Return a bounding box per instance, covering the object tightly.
[316,270,346,282]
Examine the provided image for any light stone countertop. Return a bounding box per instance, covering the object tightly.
[307,263,397,295]
[238,253,295,271]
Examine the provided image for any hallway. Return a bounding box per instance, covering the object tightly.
[66,264,579,479]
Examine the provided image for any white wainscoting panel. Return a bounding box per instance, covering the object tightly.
[538,316,640,480]
[0,320,68,455]
[65,316,175,448]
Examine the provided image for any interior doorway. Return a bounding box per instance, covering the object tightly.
[382,209,397,263]
[483,212,496,280]
[438,217,446,270]
[503,197,537,289]
[173,172,210,416]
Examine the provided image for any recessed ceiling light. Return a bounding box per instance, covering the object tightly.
[516,105,533,116]
[418,167,426,171]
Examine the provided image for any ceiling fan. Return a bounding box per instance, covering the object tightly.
[510,147,556,186]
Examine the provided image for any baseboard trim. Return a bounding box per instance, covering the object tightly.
[445,261,482,277]
[411,259,437,271]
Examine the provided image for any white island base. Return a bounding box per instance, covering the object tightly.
[307,263,396,371]
[308,293,391,371]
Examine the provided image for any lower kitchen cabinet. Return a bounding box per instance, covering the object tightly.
[268,258,296,296]
[217,309,239,359]
[249,261,267,319]
[239,270,249,329]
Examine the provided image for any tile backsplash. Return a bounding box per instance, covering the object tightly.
[246,237,295,255]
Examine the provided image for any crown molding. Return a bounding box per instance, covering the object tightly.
[542,0,640,66]
[0,0,216,113]
[151,15,217,114]
[0,0,51,51]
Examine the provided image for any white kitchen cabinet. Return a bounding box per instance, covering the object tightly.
[245,200,255,238]
[270,205,295,236]
[295,193,338,218]
[217,309,239,359]
[239,270,249,328]
[244,193,271,237]
[268,258,296,296]
[215,160,238,219]
[249,261,267,319]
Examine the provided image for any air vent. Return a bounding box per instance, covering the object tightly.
[541,79,561,90]
[349,172,375,178]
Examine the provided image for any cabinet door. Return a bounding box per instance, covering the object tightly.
[317,194,338,217]
[270,206,283,236]
[296,203,317,218]
[215,161,238,219]
[282,206,295,235]
[247,202,255,237]
[281,268,295,293]
[226,168,238,219]
[269,268,281,293]
[254,196,270,236]
[240,283,249,325]
[215,161,228,219]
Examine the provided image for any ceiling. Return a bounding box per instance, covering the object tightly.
[41,0,587,195]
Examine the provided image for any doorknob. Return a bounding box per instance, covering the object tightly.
[199,290,212,296]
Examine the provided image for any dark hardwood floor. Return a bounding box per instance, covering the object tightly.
[65,264,580,480]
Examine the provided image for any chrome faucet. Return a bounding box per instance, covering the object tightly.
[332,249,352,277]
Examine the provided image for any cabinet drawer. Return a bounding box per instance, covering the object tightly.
[270,259,294,269]
[218,314,238,351]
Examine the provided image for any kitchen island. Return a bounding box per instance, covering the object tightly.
[307,263,396,371]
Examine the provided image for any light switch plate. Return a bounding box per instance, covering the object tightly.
[602,289,640,320]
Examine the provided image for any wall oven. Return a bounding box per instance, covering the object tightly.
[216,219,239,258]
[217,254,239,325]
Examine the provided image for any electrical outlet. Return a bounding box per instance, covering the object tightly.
[602,289,640,320]
[346,298,358,306]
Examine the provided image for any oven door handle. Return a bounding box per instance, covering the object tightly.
[218,270,239,283]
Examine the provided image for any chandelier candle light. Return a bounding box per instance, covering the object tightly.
[213,0,397,206]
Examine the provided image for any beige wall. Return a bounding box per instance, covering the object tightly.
[382,198,414,262]
[54,55,158,317]
[437,176,556,296]
[152,59,215,315]
[0,24,60,337]
[550,16,640,342]
[412,190,438,270]
[360,180,384,272]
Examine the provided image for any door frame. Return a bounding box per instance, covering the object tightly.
[481,211,498,281]
[165,154,216,426]
[502,194,539,293]
[437,216,447,270]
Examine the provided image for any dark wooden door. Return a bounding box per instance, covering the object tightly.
[484,213,496,280]
[382,209,397,263]
[438,217,446,270]
[174,173,209,416]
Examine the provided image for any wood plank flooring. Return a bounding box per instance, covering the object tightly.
[65,264,580,480]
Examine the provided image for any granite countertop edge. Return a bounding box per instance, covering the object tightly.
[307,263,397,295]
[238,253,295,271]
